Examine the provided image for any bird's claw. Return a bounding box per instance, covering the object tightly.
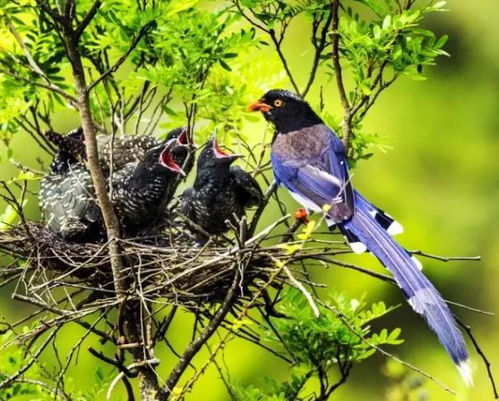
[294,208,309,224]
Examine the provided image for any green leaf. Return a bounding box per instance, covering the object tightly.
[0,200,26,231]
[218,59,232,71]
[382,15,391,30]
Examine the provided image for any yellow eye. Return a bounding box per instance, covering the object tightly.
[274,99,283,107]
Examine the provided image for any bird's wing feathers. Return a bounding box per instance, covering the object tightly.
[40,164,100,239]
[98,135,161,171]
[321,130,354,213]
[230,166,263,208]
[272,125,354,222]
[180,187,196,220]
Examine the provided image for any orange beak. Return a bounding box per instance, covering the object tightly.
[248,101,272,113]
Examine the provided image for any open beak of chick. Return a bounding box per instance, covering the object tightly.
[211,136,242,162]
[159,139,186,176]
[176,127,197,149]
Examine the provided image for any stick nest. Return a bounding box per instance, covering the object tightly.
[0,221,283,307]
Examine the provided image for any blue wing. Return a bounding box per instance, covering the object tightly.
[271,125,353,222]
[271,125,472,383]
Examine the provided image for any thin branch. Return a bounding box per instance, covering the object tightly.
[456,318,498,399]
[318,300,456,395]
[75,1,102,39]
[86,20,156,94]
[268,29,300,94]
[301,9,333,98]
[330,0,351,150]
[408,249,481,263]
[163,264,243,397]
[0,330,58,389]
[0,68,77,105]
[248,181,278,237]
[5,15,50,82]
[89,347,138,378]
[13,379,71,401]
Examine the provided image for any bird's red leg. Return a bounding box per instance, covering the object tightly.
[294,208,309,224]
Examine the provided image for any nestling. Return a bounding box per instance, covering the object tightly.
[181,136,262,243]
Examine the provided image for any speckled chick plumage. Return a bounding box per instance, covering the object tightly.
[40,128,189,241]
[112,140,183,236]
[181,138,262,240]
[40,163,102,241]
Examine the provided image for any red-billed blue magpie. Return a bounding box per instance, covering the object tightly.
[249,89,471,385]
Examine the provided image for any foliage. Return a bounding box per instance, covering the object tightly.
[230,288,402,400]
[0,333,47,400]
[0,331,116,401]
[0,0,263,152]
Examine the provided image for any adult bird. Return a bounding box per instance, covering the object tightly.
[249,89,471,385]
[40,132,186,241]
[181,137,262,243]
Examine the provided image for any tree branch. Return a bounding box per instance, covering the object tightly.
[301,9,333,98]
[163,265,242,398]
[75,1,102,39]
[330,0,351,150]
[86,20,156,94]
[456,318,498,399]
[268,29,300,94]
[0,68,78,105]
[0,330,58,389]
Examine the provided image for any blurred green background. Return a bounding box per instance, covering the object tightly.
[0,0,498,400]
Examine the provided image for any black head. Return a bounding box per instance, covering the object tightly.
[50,152,79,174]
[248,89,323,133]
[67,127,84,141]
[46,127,85,152]
[164,127,196,171]
[141,139,185,176]
[197,136,242,169]
[47,127,86,174]
[165,126,197,149]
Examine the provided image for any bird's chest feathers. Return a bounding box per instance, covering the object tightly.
[196,180,235,207]
[272,125,328,162]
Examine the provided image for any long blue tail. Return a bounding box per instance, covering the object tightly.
[342,193,472,385]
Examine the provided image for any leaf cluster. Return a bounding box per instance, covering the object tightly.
[337,0,449,163]
[0,0,261,154]
[230,288,403,401]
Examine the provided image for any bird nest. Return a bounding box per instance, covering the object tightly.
[0,218,300,309]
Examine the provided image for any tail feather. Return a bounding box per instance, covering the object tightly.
[342,197,471,385]
[355,191,404,236]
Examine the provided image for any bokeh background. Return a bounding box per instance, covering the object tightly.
[0,0,498,400]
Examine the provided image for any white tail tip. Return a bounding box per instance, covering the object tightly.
[387,220,404,235]
[411,256,423,271]
[457,360,473,387]
[350,241,367,254]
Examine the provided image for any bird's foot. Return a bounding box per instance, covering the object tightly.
[294,208,310,224]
